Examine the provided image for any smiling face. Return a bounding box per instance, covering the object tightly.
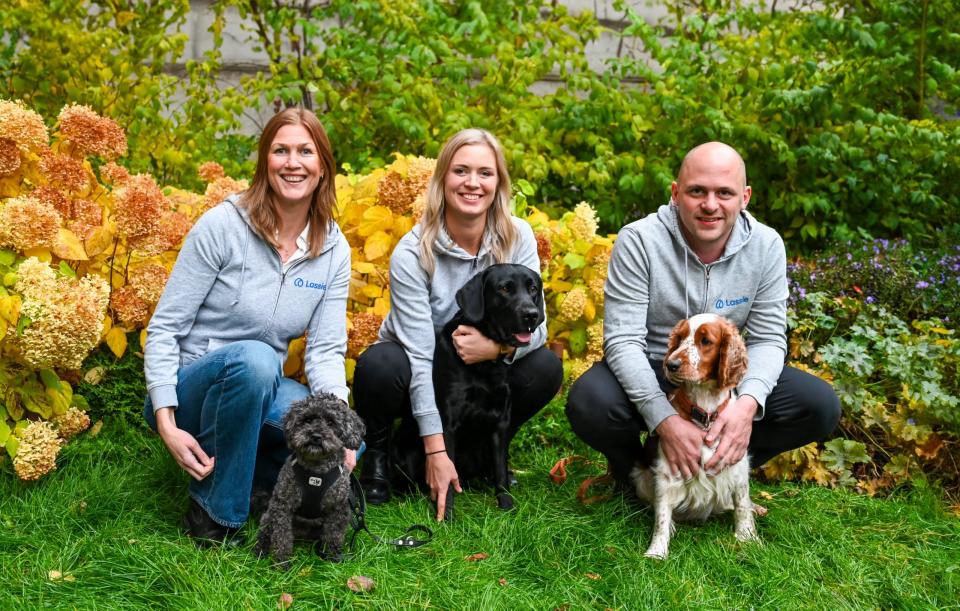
[442,143,499,226]
[267,123,322,209]
[671,143,751,263]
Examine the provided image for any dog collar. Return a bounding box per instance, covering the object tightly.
[668,389,732,430]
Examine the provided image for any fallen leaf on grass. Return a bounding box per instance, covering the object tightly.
[498,578,508,586]
[347,575,375,593]
[48,570,61,580]
[88,420,103,437]
[464,552,488,562]
[585,572,601,580]
[757,491,774,500]
[604,546,617,556]
[277,592,293,609]
[83,367,106,385]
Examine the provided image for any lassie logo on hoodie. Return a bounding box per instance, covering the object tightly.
[715,296,749,310]
[294,277,327,291]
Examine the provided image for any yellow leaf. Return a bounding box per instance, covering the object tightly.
[353,261,377,274]
[140,328,147,350]
[0,318,5,342]
[105,327,127,358]
[583,298,596,323]
[361,284,382,299]
[345,358,356,383]
[372,296,391,317]
[363,231,393,262]
[84,227,115,258]
[101,315,112,339]
[392,215,414,237]
[358,206,394,238]
[23,247,52,262]
[549,280,574,292]
[0,295,21,325]
[51,228,88,261]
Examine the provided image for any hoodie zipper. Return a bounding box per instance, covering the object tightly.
[702,266,712,313]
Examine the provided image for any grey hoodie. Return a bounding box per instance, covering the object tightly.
[144,195,351,411]
[604,202,788,432]
[377,217,545,436]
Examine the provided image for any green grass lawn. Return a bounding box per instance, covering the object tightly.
[2,412,958,610]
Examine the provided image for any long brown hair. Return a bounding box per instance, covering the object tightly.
[238,107,336,256]
[418,128,517,276]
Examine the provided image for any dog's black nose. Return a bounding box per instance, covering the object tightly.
[521,308,539,327]
[666,360,681,373]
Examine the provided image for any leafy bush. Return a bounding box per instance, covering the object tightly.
[767,293,960,495]
[787,237,960,322]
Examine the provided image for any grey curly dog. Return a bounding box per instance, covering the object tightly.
[255,392,365,568]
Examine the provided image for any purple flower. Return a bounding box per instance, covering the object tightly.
[866,296,876,303]
[916,280,929,289]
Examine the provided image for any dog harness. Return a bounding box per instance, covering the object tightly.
[667,388,733,430]
[291,459,344,520]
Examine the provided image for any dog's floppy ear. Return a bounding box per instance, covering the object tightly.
[716,318,748,390]
[666,319,689,357]
[332,401,366,451]
[455,268,488,323]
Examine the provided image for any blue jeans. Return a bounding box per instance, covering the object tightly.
[144,340,308,528]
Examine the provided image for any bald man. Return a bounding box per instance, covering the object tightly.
[566,142,840,483]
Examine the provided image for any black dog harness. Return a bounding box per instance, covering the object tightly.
[291,459,344,520]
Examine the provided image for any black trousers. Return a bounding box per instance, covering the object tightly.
[354,341,563,464]
[565,359,841,480]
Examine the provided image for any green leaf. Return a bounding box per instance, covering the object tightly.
[0,250,15,266]
[562,253,586,270]
[516,178,536,196]
[39,369,62,391]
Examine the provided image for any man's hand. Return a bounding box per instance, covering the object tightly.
[655,414,706,479]
[155,407,215,481]
[703,395,757,474]
[451,325,503,364]
[344,448,357,473]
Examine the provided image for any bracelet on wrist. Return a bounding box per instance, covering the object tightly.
[425,449,447,456]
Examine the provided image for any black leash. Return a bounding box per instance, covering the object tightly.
[347,474,433,550]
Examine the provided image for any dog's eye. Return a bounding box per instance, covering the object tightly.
[498,283,512,294]
[700,336,712,346]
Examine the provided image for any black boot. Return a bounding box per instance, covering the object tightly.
[359,431,391,505]
[182,498,242,548]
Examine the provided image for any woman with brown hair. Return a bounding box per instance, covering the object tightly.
[143,108,352,546]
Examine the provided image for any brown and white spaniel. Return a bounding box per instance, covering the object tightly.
[630,313,759,560]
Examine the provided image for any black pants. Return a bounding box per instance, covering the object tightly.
[354,341,563,474]
[565,359,840,480]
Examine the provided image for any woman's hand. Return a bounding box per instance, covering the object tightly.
[423,433,461,521]
[155,407,215,481]
[451,325,507,364]
[344,448,357,473]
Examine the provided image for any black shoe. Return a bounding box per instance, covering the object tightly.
[182,499,242,548]
[359,449,391,505]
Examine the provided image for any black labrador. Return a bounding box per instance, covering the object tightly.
[431,263,545,520]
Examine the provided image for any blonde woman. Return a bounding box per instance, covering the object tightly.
[354,129,562,521]
[144,108,352,546]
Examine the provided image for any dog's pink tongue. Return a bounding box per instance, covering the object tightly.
[514,332,533,344]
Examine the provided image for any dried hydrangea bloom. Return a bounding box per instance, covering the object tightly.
[566,358,593,385]
[535,231,552,271]
[586,322,604,358]
[13,421,63,481]
[558,287,587,322]
[15,258,110,369]
[410,192,427,224]
[57,103,127,161]
[0,137,21,175]
[587,274,605,307]
[128,263,169,304]
[100,161,130,185]
[39,151,89,193]
[128,210,190,255]
[113,173,164,240]
[0,195,62,251]
[0,99,49,153]
[30,185,70,217]
[68,198,103,239]
[377,156,435,215]
[111,285,149,327]
[198,161,225,183]
[51,407,91,440]
[567,202,599,242]
[347,311,383,358]
[201,176,248,211]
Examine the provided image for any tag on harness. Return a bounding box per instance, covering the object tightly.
[308,476,323,487]
[691,406,711,428]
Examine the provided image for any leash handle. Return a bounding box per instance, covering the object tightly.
[348,474,433,550]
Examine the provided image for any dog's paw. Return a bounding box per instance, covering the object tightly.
[496,492,515,512]
[735,525,760,543]
[644,545,669,561]
[272,557,292,571]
